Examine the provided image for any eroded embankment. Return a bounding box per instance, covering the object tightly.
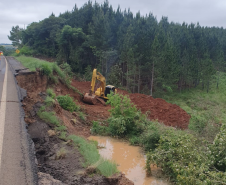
[16,71,133,185]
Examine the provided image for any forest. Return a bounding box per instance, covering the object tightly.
[8,0,226,96]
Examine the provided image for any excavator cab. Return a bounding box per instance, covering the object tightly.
[104,85,116,97]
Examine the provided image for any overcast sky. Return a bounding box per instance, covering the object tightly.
[1,0,226,44]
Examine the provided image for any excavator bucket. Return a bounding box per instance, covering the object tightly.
[83,93,97,105]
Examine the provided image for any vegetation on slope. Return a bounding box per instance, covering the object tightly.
[92,75,226,184]
[15,55,80,92]
[39,88,118,177]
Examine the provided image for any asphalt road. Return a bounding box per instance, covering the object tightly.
[0,56,36,185]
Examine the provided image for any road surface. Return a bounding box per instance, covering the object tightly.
[0,56,36,185]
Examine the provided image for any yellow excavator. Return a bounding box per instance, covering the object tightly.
[83,68,117,105]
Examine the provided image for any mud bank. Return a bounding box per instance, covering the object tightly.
[89,136,169,185]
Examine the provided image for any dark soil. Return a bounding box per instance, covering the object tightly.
[29,103,133,185]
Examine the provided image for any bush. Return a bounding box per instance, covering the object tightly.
[146,127,226,184]
[91,121,109,135]
[44,96,55,106]
[40,63,52,76]
[20,46,34,56]
[57,95,80,112]
[59,63,73,77]
[189,113,207,133]
[56,125,67,131]
[210,122,226,171]
[46,88,56,99]
[79,112,86,121]
[59,131,67,140]
[106,93,146,137]
[140,122,161,151]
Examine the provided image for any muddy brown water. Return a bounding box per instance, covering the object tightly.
[89,136,169,185]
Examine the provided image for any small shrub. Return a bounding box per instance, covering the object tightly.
[189,113,207,133]
[129,136,141,145]
[140,122,162,151]
[79,112,86,121]
[56,125,67,131]
[46,88,56,99]
[57,95,80,112]
[210,122,226,171]
[56,147,67,160]
[37,110,60,126]
[59,63,73,77]
[20,46,34,56]
[39,105,46,112]
[59,131,67,140]
[91,121,109,135]
[40,63,52,76]
[45,96,55,106]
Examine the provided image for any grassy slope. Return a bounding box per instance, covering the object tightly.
[163,73,226,140]
[15,55,55,71]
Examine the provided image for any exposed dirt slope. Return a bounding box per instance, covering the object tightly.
[16,71,134,185]
[72,80,190,129]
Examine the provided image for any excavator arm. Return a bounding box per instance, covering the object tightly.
[90,69,106,95]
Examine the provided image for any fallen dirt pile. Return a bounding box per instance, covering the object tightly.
[72,80,190,129]
[129,93,190,129]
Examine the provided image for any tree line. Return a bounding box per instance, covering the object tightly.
[9,0,226,96]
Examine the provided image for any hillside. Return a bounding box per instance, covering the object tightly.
[13,55,226,184]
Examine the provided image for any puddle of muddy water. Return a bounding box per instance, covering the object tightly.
[89,136,169,185]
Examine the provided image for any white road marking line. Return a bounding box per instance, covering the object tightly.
[0,56,8,169]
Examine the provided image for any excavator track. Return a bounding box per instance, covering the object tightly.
[96,97,106,106]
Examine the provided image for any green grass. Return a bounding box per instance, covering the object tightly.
[59,131,67,140]
[161,73,226,141]
[68,135,118,177]
[44,96,55,106]
[57,95,80,112]
[15,55,56,71]
[15,55,72,87]
[46,88,56,99]
[79,112,86,121]
[56,125,67,131]
[15,55,82,94]
[37,111,60,126]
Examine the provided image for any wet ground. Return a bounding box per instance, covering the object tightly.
[89,136,169,185]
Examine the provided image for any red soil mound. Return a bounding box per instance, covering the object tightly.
[129,94,190,129]
[71,79,190,129]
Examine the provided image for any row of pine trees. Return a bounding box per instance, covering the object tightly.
[18,1,226,96]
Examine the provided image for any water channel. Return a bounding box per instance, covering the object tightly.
[89,136,169,185]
